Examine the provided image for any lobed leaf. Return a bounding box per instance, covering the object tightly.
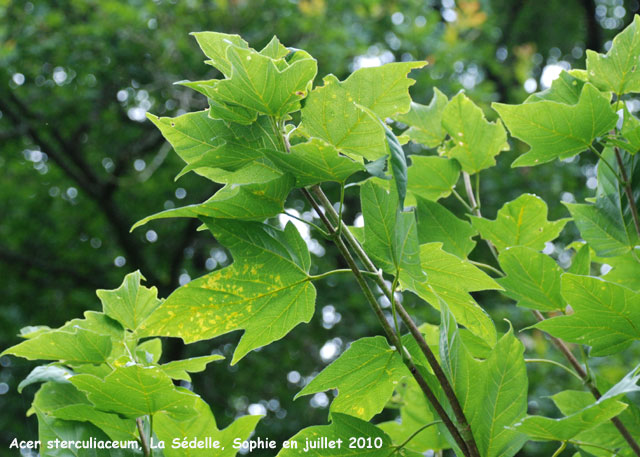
[493,83,617,167]
[296,336,406,420]
[139,220,316,364]
[470,194,568,251]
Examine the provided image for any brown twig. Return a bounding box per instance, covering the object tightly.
[307,185,480,457]
[301,188,472,457]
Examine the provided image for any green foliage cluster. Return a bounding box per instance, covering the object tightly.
[4,10,640,457]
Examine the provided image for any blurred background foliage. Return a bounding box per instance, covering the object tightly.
[1,0,639,455]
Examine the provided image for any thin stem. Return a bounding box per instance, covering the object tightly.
[337,183,345,237]
[309,269,379,281]
[551,441,567,457]
[590,144,624,181]
[391,421,442,455]
[137,417,150,457]
[474,172,481,211]
[524,358,583,382]
[469,260,504,277]
[308,185,480,457]
[463,172,479,214]
[149,415,154,457]
[613,145,640,239]
[390,271,404,355]
[452,188,474,212]
[300,187,472,457]
[532,310,640,456]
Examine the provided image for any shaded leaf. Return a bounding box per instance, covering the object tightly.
[360,180,424,281]
[396,88,448,148]
[155,396,262,457]
[513,397,627,441]
[534,274,640,356]
[277,413,421,457]
[497,246,566,311]
[132,173,294,230]
[260,138,364,187]
[416,197,477,258]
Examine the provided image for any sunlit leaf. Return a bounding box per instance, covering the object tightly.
[470,194,568,251]
[341,61,427,118]
[406,156,460,202]
[300,75,387,161]
[139,221,315,364]
[493,84,617,167]
[586,15,640,95]
[442,92,509,173]
[70,365,198,419]
[296,336,406,420]
[160,355,225,382]
[401,243,499,344]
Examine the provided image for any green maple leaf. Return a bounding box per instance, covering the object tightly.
[513,396,627,442]
[551,390,640,453]
[2,325,113,364]
[360,180,424,281]
[96,271,161,333]
[296,336,406,420]
[147,112,279,175]
[406,155,460,202]
[401,243,499,345]
[525,70,585,104]
[396,88,448,148]
[565,148,640,257]
[278,413,422,457]
[300,75,387,161]
[205,44,317,118]
[534,274,640,356]
[497,246,566,311]
[160,355,225,382]
[132,173,294,230]
[340,61,427,118]
[493,83,617,167]
[155,397,262,457]
[139,220,316,364]
[586,15,640,95]
[415,197,477,258]
[470,194,568,251]
[442,92,509,173]
[261,138,364,187]
[191,32,249,77]
[70,365,198,420]
[439,305,528,457]
[33,382,137,442]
